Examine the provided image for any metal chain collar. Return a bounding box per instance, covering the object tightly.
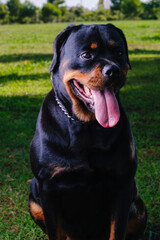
[55,95,74,121]
[51,74,75,121]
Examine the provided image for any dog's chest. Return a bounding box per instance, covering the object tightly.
[68,121,120,151]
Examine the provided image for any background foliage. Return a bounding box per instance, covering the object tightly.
[0,0,160,24]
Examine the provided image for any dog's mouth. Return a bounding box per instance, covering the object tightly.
[70,79,95,111]
[70,79,120,128]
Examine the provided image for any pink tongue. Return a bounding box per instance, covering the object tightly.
[91,89,120,128]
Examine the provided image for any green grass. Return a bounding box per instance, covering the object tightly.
[0,21,160,239]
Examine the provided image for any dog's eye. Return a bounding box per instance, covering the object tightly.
[81,51,92,59]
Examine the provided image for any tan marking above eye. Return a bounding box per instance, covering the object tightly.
[109,40,115,47]
[90,43,97,49]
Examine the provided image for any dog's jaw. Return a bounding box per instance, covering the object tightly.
[62,64,129,127]
[70,80,95,112]
[62,67,106,123]
[61,61,129,127]
[70,79,120,128]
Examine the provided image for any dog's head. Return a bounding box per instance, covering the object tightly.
[49,24,131,128]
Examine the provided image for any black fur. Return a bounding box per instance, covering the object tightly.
[29,24,147,240]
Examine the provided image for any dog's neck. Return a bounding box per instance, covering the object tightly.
[51,74,75,121]
[55,93,75,121]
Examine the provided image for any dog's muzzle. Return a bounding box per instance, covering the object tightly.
[102,64,120,79]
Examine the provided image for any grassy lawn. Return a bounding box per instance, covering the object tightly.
[0,21,160,239]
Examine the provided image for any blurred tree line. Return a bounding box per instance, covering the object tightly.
[0,0,160,24]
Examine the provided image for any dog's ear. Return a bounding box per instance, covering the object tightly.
[107,24,131,69]
[116,27,131,69]
[49,24,82,73]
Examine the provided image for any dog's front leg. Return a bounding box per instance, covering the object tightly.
[109,185,133,240]
[40,189,59,240]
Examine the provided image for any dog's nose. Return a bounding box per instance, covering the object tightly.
[102,65,120,78]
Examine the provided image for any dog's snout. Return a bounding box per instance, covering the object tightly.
[102,65,120,78]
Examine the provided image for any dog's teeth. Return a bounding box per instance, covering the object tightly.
[84,86,92,96]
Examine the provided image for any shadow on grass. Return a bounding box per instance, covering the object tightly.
[0,53,53,63]
[0,94,44,150]
[141,35,160,41]
[0,72,50,83]
[129,49,160,55]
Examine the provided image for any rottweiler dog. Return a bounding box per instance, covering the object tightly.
[29,24,147,240]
